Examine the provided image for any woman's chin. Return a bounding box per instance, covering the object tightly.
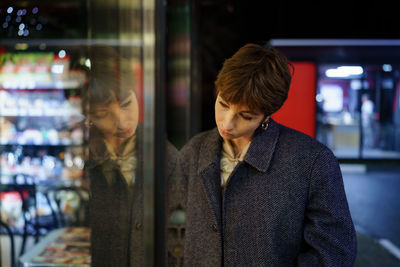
[115,127,136,139]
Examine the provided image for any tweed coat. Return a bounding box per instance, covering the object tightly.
[88,124,180,266]
[179,119,357,266]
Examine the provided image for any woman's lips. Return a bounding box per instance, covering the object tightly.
[117,128,134,137]
[124,128,133,135]
[220,129,233,137]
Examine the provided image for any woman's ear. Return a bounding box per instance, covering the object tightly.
[261,116,270,131]
[84,118,93,129]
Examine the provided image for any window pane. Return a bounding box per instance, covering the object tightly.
[316,64,400,159]
[0,0,161,266]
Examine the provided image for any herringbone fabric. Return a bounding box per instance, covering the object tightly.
[179,119,357,266]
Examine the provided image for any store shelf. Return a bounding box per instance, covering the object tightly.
[0,73,85,90]
[0,47,86,240]
[0,141,83,146]
[0,112,83,117]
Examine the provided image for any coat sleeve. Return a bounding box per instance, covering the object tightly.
[296,148,357,267]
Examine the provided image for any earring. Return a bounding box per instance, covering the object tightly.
[261,121,269,131]
[85,120,93,128]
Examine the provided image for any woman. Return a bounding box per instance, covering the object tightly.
[84,45,180,266]
[179,43,357,266]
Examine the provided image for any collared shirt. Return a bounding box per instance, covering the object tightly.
[220,139,251,188]
[90,134,137,186]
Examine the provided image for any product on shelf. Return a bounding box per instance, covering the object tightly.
[0,48,87,235]
[0,52,85,89]
[0,117,17,141]
[0,191,24,229]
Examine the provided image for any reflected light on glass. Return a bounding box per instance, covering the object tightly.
[85,59,91,69]
[316,94,324,102]
[382,64,392,72]
[58,50,66,58]
[350,79,362,90]
[320,84,343,112]
[325,66,364,78]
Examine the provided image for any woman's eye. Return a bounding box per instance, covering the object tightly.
[121,100,132,108]
[241,115,252,120]
[219,101,229,108]
[93,111,108,119]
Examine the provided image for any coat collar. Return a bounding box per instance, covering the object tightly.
[197,120,280,233]
[198,119,280,174]
[197,128,223,231]
[198,128,223,175]
[244,119,280,173]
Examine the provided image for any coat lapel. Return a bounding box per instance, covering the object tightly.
[196,121,280,229]
[198,129,223,229]
[245,119,280,173]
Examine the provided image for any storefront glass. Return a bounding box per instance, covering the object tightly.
[316,63,400,159]
[0,0,167,266]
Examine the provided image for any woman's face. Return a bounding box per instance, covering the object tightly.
[215,94,265,143]
[90,90,139,142]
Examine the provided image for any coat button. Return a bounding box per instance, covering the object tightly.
[211,223,218,232]
[136,222,142,230]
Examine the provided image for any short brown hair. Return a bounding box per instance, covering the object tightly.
[87,45,136,106]
[215,43,293,116]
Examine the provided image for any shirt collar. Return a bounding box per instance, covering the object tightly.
[86,125,141,169]
[221,138,251,162]
[198,119,280,174]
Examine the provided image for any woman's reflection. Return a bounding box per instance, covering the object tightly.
[83,45,182,267]
[84,46,144,266]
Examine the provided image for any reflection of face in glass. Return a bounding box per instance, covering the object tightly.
[90,90,139,144]
[215,94,264,143]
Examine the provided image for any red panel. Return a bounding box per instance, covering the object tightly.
[272,62,316,137]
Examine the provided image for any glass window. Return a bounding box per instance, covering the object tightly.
[0,0,168,266]
[316,63,400,159]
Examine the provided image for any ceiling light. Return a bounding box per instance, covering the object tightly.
[325,66,364,78]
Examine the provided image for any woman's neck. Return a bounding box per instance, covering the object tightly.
[104,136,124,155]
[228,138,252,158]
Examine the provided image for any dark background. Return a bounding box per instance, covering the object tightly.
[2,0,399,133]
[197,0,400,131]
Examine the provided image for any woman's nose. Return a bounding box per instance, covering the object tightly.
[107,108,125,129]
[223,113,235,130]
[116,112,130,130]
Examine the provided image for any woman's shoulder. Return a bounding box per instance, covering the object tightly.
[179,128,220,159]
[276,122,332,155]
[182,128,218,149]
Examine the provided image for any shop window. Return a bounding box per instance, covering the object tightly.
[316,63,400,159]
